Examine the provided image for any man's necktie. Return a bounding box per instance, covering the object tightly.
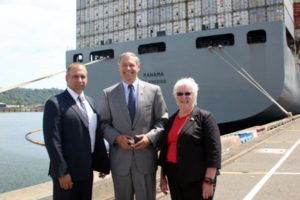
[128,84,136,123]
[78,96,89,122]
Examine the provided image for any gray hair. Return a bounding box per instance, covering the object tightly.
[173,77,199,106]
[67,62,87,75]
[118,52,140,66]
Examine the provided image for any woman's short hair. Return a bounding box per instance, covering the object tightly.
[173,77,199,106]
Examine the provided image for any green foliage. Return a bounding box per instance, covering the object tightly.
[0,88,63,106]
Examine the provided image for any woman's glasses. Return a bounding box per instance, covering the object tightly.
[176,92,191,96]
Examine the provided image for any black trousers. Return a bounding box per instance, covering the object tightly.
[165,162,216,200]
[52,173,93,200]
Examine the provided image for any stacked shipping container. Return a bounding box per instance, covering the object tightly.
[76,0,294,48]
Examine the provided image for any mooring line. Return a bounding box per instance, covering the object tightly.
[209,46,291,117]
[25,129,45,146]
[0,58,105,93]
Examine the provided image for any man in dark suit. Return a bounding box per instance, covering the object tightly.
[43,62,109,200]
[100,52,168,200]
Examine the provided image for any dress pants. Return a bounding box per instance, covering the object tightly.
[52,173,93,200]
[166,162,216,200]
[112,158,156,200]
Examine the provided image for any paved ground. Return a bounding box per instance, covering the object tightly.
[214,119,300,200]
[1,117,299,200]
[95,118,300,200]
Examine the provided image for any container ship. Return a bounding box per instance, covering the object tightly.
[66,0,300,133]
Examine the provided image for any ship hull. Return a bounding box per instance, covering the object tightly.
[66,21,300,133]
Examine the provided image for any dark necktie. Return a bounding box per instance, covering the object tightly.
[78,96,89,122]
[128,84,136,123]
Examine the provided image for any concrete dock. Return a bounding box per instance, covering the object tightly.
[1,116,300,200]
[0,106,43,112]
[215,116,300,200]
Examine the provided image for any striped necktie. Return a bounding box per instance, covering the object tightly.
[78,96,89,122]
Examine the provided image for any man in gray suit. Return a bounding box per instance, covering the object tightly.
[100,52,168,200]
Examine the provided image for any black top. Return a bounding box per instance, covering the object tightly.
[159,106,221,181]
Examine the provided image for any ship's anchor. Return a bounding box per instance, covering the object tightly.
[209,45,292,118]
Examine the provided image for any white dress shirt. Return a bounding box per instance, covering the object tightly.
[67,87,97,153]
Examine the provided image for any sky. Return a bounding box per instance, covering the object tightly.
[0,0,76,89]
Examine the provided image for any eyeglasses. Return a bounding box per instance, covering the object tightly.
[176,92,191,96]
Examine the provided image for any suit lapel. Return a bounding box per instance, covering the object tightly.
[85,95,99,123]
[178,107,198,137]
[116,83,132,125]
[164,112,177,142]
[85,96,96,113]
[132,81,145,127]
[63,90,89,128]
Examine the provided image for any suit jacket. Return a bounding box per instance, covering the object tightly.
[159,106,221,182]
[43,90,109,181]
[100,80,168,175]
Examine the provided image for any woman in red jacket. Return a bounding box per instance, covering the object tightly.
[159,77,221,200]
